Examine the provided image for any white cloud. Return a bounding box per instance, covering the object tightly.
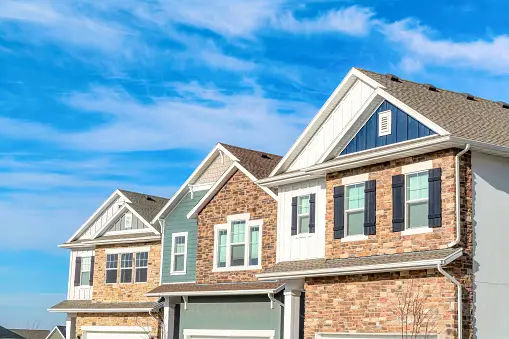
[381,19,509,74]
[275,5,375,36]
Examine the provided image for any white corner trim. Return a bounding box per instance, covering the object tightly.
[183,329,275,339]
[105,246,150,254]
[341,173,370,186]
[341,234,369,243]
[81,326,151,333]
[401,227,433,236]
[226,213,251,222]
[401,160,433,174]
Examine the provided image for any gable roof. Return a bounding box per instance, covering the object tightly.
[357,69,509,150]
[0,327,22,339]
[9,330,49,339]
[220,143,282,179]
[117,189,169,232]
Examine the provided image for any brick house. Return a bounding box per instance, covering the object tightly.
[48,189,169,339]
[256,68,509,339]
[147,143,285,339]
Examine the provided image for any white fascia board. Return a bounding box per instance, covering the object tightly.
[304,135,453,175]
[257,248,463,280]
[81,326,152,333]
[91,204,128,239]
[269,68,383,177]
[66,190,126,243]
[48,308,153,313]
[151,143,236,223]
[450,136,509,158]
[58,235,160,248]
[146,288,280,297]
[257,172,323,188]
[125,204,160,235]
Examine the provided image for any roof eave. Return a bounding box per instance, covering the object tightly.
[47,307,153,313]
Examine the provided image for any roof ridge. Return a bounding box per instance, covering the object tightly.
[117,189,169,201]
[219,142,283,159]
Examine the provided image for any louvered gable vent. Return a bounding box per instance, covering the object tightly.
[378,110,392,136]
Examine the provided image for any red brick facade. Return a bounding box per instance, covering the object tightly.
[196,170,278,284]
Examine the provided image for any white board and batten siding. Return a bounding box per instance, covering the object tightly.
[288,80,375,171]
[68,249,95,300]
[79,196,125,240]
[277,178,326,262]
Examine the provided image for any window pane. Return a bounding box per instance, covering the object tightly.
[121,253,133,268]
[347,210,364,235]
[346,184,365,210]
[81,257,91,272]
[299,215,310,234]
[136,252,148,268]
[231,221,246,243]
[231,244,245,266]
[120,253,133,283]
[136,268,148,283]
[81,271,90,285]
[298,195,310,214]
[407,172,429,201]
[249,227,259,266]
[174,254,185,272]
[174,236,186,254]
[217,230,227,268]
[408,201,429,228]
[106,269,117,284]
[120,268,132,283]
[106,254,118,269]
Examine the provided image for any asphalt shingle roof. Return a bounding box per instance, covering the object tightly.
[49,300,157,311]
[147,281,282,295]
[0,326,23,339]
[9,330,50,339]
[220,143,282,179]
[118,189,169,231]
[358,68,509,149]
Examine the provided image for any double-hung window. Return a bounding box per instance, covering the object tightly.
[406,171,429,229]
[171,233,187,274]
[120,253,133,283]
[215,217,262,270]
[345,183,365,236]
[135,252,149,283]
[80,257,91,285]
[297,195,310,234]
[105,254,118,284]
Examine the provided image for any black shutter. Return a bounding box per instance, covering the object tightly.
[392,174,405,232]
[89,256,95,286]
[428,168,442,228]
[74,257,82,286]
[333,186,345,239]
[291,197,298,235]
[309,194,316,233]
[364,180,377,235]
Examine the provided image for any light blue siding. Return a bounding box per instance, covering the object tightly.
[161,190,206,284]
[341,100,436,155]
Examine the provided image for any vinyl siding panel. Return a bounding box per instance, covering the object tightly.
[161,190,206,284]
[105,211,146,233]
[79,196,125,240]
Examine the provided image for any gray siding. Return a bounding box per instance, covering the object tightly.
[179,295,283,339]
[107,210,147,232]
[194,154,233,185]
[161,190,206,283]
[472,152,509,338]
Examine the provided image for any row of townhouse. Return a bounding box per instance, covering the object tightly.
[49,68,509,339]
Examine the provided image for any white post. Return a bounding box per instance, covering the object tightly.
[164,297,180,339]
[65,314,76,339]
[283,279,304,339]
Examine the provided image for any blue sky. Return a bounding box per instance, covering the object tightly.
[1,0,509,329]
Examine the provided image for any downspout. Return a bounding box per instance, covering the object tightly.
[448,144,470,248]
[437,264,462,339]
[268,292,284,309]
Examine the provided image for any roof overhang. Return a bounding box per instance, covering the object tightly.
[59,235,160,249]
[257,248,463,281]
[146,284,285,297]
[47,307,153,313]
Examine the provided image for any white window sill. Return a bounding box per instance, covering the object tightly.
[341,234,369,243]
[170,271,187,276]
[212,265,261,273]
[291,233,314,239]
[401,227,433,236]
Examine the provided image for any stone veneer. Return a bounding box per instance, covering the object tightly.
[75,313,159,338]
[304,149,474,339]
[92,241,161,302]
[196,170,278,284]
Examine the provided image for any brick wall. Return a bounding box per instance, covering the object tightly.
[196,170,277,284]
[92,241,161,302]
[76,313,159,337]
[326,149,458,259]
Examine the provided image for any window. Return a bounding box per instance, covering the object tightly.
[378,110,392,136]
[171,233,187,274]
[215,216,262,270]
[80,257,91,285]
[120,253,133,283]
[297,195,310,234]
[125,212,133,229]
[135,252,149,283]
[345,183,365,236]
[105,254,118,284]
[406,171,429,229]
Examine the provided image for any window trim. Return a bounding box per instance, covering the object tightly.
[134,251,149,283]
[120,253,134,284]
[125,212,133,229]
[105,254,118,284]
[79,256,92,286]
[170,232,188,276]
[404,170,430,230]
[296,194,310,235]
[344,182,366,238]
[213,215,263,272]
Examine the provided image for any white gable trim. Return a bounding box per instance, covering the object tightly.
[45,326,65,339]
[187,162,278,219]
[150,143,238,224]
[317,88,450,163]
[269,67,384,177]
[66,189,131,243]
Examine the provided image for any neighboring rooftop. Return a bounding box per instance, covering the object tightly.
[221,143,282,179]
[0,326,22,339]
[358,68,509,149]
[8,329,50,339]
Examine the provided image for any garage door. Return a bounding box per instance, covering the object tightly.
[82,326,150,339]
[316,334,438,339]
[183,329,275,339]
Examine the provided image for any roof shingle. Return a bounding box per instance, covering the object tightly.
[220,143,282,179]
[147,281,282,295]
[118,190,169,231]
[49,300,157,311]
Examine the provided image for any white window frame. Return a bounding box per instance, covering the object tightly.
[213,214,263,272]
[170,232,188,275]
[378,109,392,136]
[120,252,134,284]
[135,251,149,283]
[105,253,118,284]
[343,182,368,242]
[404,170,430,232]
[80,256,92,286]
[125,212,133,229]
[297,194,310,235]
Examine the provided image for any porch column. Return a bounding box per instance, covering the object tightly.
[65,313,76,339]
[164,297,180,339]
[283,279,304,339]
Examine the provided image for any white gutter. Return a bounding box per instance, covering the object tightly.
[437,264,462,339]
[448,144,470,248]
[58,235,161,248]
[268,293,284,309]
[47,308,154,313]
[146,288,279,298]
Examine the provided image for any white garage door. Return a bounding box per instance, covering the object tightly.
[183,329,275,339]
[82,326,150,339]
[316,334,438,339]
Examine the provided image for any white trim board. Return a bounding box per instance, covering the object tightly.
[183,329,275,339]
[48,307,153,313]
[315,334,439,339]
[146,287,281,297]
[45,326,65,339]
[81,326,151,333]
